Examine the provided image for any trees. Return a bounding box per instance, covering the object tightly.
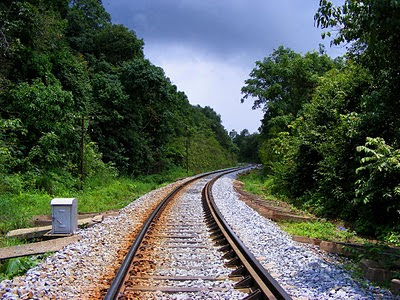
[355,137,400,233]
[0,0,237,193]
[241,47,339,149]
[243,1,400,236]
[193,106,237,152]
[241,47,338,175]
[241,47,338,139]
[315,0,400,145]
[313,0,400,234]
[316,0,400,74]
[93,25,144,64]
[287,64,372,218]
[66,0,111,53]
[2,79,77,171]
[231,129,260,163]
[89,58,178,174]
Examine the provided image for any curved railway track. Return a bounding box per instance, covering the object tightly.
[104,168,292,300]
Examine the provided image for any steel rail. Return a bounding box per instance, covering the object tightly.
[104,166,242,300]
[203,172,292,300]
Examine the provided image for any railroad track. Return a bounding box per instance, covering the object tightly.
[104,168,292,300]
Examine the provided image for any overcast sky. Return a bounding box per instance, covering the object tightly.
[104,0,345,133]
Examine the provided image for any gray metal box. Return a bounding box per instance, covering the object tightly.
[51,198,78,234]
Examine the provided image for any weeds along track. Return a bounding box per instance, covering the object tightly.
[104,168,292,300]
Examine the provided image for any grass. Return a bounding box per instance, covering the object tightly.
[0,166,195,283]
[238,169,309,215]
[0,167,191,248]
[78,177,158,212]
[278,220,366,244]
[238,169,367,244]
[0,192,51,237]
[237,169,276,199]
[0,237,26,248]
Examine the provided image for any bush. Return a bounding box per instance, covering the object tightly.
[0,256,43,281]
[355,137,400,234]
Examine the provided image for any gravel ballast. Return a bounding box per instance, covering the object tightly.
[0,178,193,299]
[129,176,247,299]
[1,168,399,299]
[212,169,399,300]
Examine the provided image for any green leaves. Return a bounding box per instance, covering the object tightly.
[0,257,41,281]
[356,137,400,209]
[66,0,111,53]
[0,0,237,191]
[238,0,400,238]
[231,129,259,163]
[241,46,338,140]
[93,25,144,64]
[315,0,400,86]
[0,78,80,172]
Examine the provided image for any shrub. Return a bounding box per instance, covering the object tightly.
[355,137,400,234]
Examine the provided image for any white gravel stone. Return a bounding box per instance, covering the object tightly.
[3,168,398,299]
[0,178,194,299]
[135,175,247,299]
[212,169,400,300]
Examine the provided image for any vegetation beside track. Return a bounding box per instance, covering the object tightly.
[0,254,52,282]
[0,0,237,241]
[240,1,400,243]
[278,221,365,244]
[239,169,400,289]
[0,0,238,246]
[0,167,193,281]
[0,167,191,247]
[239,170,368,245]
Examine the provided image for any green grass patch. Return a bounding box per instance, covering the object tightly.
[78,178,157,212]
[238,169,368,244]
[0,237,26,249]
[278,220,366,243]
[0,167,190,246]
[238,169,281,202]
[238,169,307,215]
[0,192,51,235]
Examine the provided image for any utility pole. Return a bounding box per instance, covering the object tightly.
[185,125,189,174]
[80,114,85,189]
[186,137,189,174]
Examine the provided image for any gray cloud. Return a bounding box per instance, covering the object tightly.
[103,0,345,133]
[104,0,341,61]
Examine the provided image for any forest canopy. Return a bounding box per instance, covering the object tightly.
[0,0,237,194]
[241,0,400,238]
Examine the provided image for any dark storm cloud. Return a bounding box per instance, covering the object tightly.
[102,0,344,133]
[104,0,329,61]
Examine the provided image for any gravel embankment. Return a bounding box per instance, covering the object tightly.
[134,176,247,299]
[0,178,192,300]
[2,169,399,299]
[212,170,399,300]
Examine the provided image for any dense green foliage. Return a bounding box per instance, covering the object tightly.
[242,0,400,239]
[229,129,260,163]
[0,0,236,204]
[0,0,237,252]
[0,255,45,281]
[0,167,189,240]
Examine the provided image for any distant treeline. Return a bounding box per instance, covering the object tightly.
[242,0,400,239]
[0,0,238,193]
